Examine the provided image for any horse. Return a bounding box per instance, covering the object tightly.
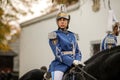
[62,45,120,80]
[19,66,47,80]
[19,46,120,80]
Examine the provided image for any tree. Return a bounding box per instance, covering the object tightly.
[0,0,38,51]
[0,0,79,51]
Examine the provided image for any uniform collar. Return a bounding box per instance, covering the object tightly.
[58,28,69,34]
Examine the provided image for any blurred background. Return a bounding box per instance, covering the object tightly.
[0,0,120,80]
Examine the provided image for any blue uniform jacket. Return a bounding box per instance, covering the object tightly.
[48,29,82,72]
[100,34,117,51]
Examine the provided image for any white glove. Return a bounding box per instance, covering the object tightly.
[73,60,80,66]
[73,60,85,66]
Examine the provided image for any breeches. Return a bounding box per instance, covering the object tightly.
[51,71,64,80]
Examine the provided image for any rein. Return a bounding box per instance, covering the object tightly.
[74,65,97,80]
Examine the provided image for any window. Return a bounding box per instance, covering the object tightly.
[90,40,101,55]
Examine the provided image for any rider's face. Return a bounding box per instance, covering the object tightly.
[113,26,119,36]
[57,18,69,29]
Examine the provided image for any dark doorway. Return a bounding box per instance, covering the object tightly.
[90,40,101,55]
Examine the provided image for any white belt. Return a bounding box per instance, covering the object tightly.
[62,51,74,55]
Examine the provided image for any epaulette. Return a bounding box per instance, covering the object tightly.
[48,31,57,39]
[74,33,79,41]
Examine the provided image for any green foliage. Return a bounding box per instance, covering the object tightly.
[52,0,79,5]
[0,0,36,51]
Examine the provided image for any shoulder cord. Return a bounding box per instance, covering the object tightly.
[72,34,78,55]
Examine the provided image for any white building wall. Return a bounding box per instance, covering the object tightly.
[19,0,120,77]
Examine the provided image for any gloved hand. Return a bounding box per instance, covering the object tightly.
[73,60,80,66]
[73,60,85,66]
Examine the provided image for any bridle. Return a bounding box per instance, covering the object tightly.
[64,65,97,80]
[76,65,97,80]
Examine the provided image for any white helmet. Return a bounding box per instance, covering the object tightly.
[106,9,119,33]
[56,4,70,20]
[56,12,70,20]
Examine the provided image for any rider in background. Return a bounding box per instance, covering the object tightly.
[100,9,120,51]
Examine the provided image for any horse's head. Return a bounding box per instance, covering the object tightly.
[62,64,85,80]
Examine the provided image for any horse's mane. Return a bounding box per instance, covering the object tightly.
[84,45,120,64]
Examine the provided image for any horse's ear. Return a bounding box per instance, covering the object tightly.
[44,72,51,80]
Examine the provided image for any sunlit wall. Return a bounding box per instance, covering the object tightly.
[19,0,120,77]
